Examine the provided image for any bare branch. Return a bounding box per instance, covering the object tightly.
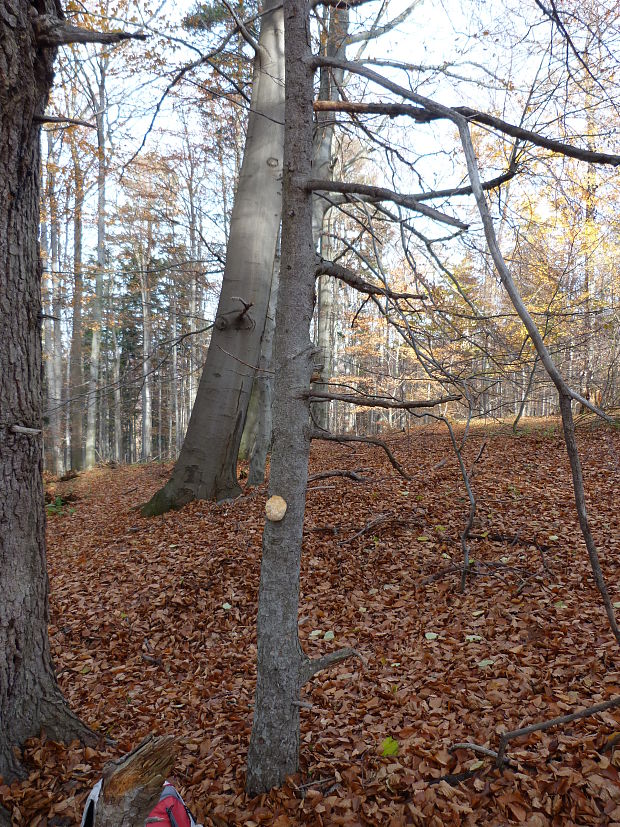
[316,256,425,299]
[218,0,259,52]
[307,469,368,482]
[301,648,365,684]
[310,430,411,479]
[306,178,468,229]
[312,68,620,167]
[309,390,461,410]
[33,15,147,47]
[34,114,96,129]
[453,695,620,768]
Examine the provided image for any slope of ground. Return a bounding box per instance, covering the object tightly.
[1,419,619,825]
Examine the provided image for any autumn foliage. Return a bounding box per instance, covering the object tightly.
[1,420,619,825]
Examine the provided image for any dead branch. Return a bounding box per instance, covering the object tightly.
[316,257,425,300]
[452,696,620,769]
[309,390,461,410]
[310,430,411,479]
[312,99,620,167]
[33,15,147,47]
[306,179,468,229]
[339,513,390,545]
[307,469,368,482]
[34,114,96,129]
[92,735,178,826]
[301,648,365,684]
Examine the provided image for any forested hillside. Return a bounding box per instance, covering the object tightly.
[0,0,619,823]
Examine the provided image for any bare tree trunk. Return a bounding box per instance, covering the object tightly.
[85,64,107,468]
[69,147,84,470]
[142,0,285,514]
[248,259,279,485]
[140,267,152,461]
[112,325,123,462]
[312,9,348,430]
[246,0,357,793]
[0,1,93,780]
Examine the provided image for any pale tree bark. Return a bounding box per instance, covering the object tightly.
[143,0,285,514]
[313,9,349,430]
[85,56,108,468]
[41,133,64,475]
[139,263,153,461]
[69,143,84,470]
[112,325,123,461]
[0,0,94,781]
[246,0,358,794]
[248,258,279,485]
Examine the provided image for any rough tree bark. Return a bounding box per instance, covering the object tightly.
[0,0,97,781]
[142,0,285,514]
[246,0,358,794]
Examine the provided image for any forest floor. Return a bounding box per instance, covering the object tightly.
[2,417,620,826]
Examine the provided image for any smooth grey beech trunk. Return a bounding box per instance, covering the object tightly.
[69,143,84,470]
[85,58,108,468]
[247,259,279,485]
[312,10,349,430]
[142,0,285,514]
[246,0,357,794]
[0,1,92,780]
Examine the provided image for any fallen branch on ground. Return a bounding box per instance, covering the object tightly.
[451,695,620,769]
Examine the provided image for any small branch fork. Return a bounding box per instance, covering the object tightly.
[451,696,620,769]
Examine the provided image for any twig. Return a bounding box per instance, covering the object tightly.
[301,648,366,684]
[339,513,390,545]
[307,469,368,482]
[310,430,411,479]
[452,696,620,769]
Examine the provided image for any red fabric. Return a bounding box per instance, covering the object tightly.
[146,786,193,827]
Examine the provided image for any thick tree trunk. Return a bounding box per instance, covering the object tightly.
[0,1,93,781]
[142,0,285,514]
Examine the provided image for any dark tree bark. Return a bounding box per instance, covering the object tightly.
[0,0,93,781]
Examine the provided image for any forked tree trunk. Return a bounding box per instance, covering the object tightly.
[142,0,285,514]
[0,0,93,781]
